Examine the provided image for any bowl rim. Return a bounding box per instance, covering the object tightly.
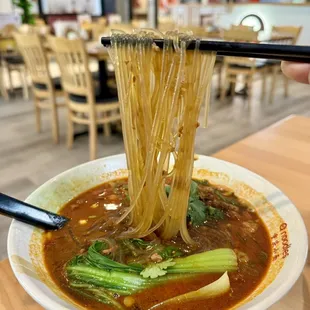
[7,153,308,310]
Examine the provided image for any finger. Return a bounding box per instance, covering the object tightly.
[281,61,310,84]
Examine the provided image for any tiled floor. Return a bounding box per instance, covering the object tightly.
[0,73,309,259]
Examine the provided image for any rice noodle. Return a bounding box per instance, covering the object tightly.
[109,30,216,243]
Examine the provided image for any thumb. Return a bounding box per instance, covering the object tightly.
[281,61,310,84]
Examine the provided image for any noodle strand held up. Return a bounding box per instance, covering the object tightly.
[109,30,216,244]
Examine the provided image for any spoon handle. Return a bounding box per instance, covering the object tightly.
[0,193,68,230]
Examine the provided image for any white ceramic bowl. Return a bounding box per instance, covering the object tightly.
[8,154,308,310]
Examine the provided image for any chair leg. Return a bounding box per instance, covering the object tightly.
[247,77,253,104]
[231,80,236,99]
[220,75,228,102]
[217,64,222,89]
[67,110,74,149]
[7,68,13,93]
[261,69,267,100]
[0,67,9,101]
[284,75,289,98]
[51,101,59,144]
[20,67,29,100]
[34,97,41,133]
[89,116,97,161]
[269,66,277,104]
[103,112,111,137]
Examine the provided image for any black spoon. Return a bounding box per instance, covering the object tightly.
[0,192,69,230]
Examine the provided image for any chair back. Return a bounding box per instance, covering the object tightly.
[18,24,34,34]
[98,17,107,25]
[0,24,18,37]
[109,23,133,33]
[223,29,258,42]
[231,25,254,32]
[179,26,207,37]
[48,36,94,103]
[223,29,258,68]
[91,24,107,41]
[34,18,46,26]
[14,32,52,90]
[271,26,302,44]
[158,19,176,32]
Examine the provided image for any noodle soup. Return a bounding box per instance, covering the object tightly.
[43,178,272,310]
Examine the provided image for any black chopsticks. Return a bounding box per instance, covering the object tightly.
[101,37,310,63]
[0,193,69,230]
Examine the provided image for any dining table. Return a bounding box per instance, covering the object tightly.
[86,41,117,99]
[0,114,309,309]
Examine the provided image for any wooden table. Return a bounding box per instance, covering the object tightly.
[0,115,309,309]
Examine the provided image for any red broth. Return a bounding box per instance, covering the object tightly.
[44,178,272,310]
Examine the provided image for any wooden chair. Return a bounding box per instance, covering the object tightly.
[63,27,81,39]
[0,24,29,100]
[48,36,121,160]
[268,26,302,103]
[91,24,107,42]
[271,26,302,45]
[109,23,133,33]
[222,28,258,42]
[97,17,107,26]
[132,19,147,29]
[179,26,208,37]
[220,29,267,103]
[14,33,65,143]
[34,18,46,26]
[231,25,254,31]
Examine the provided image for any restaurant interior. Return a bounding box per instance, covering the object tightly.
[0,0,309,309]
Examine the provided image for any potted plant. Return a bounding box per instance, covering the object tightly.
[13,0,35,25]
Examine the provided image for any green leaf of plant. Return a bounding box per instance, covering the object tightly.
[205,206,224,221]
[140,259,176,279]
[189,181,199,201]
[188,199,206,226]
[159,246,184,260]
[87,241,143,273]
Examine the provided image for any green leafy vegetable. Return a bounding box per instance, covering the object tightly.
[166,181,224,226]
[189,181,200,200]
[205,206,224,221]
[168,248,237,274]
[188,199,207,226]
[188,181,224,226]
[214,189,238,206]
[159,245,184,260]
[70,283,125,309]
[66,241,237,307]
[149,272,231,309]
[140,259,176,279]
[194,179,209,185]
[130,238,152,249]
[86,241,143,273]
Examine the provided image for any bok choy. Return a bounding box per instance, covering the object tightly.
[149,272,231,309]
[66,240,237,307]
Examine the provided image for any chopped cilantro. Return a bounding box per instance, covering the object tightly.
[188,199,207,226]
[166,181,224,227]
[140,259,176,279]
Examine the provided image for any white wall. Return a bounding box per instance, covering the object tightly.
[0,0,13,14]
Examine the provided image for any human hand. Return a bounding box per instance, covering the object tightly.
[281,61,310,84]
